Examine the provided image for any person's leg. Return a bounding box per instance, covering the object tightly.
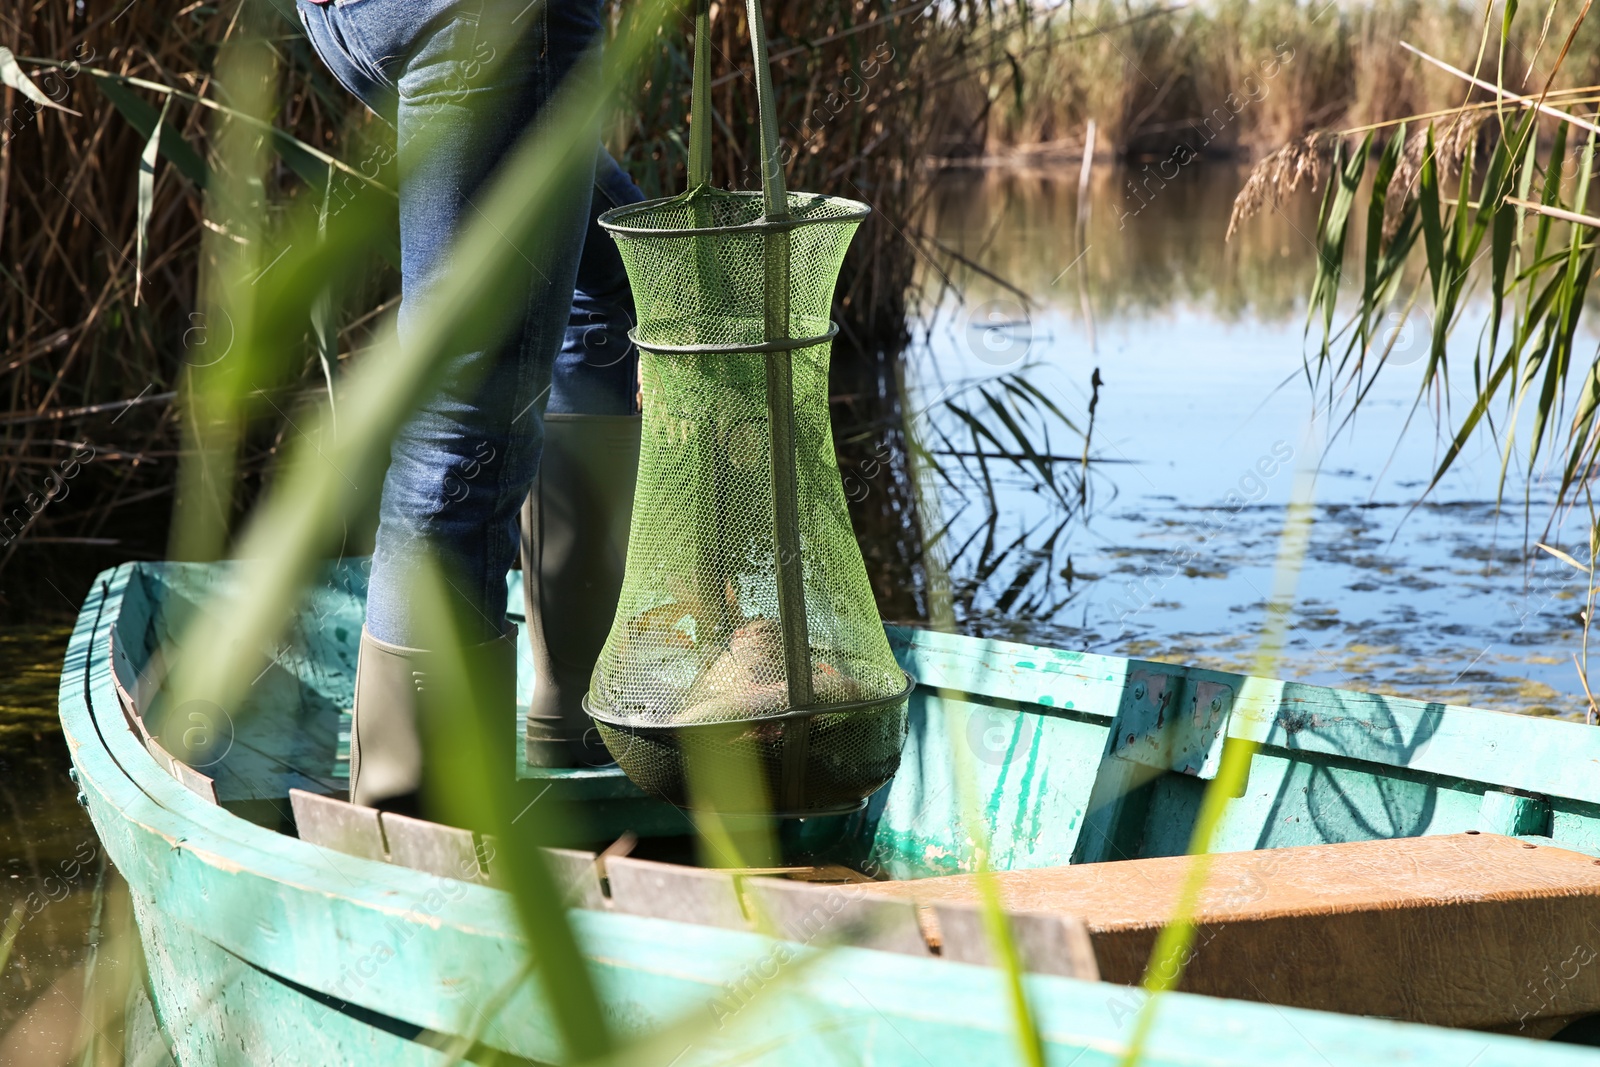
[549,147,646,416]
[295,0,399,125]
[349,0,600,648]
[298,0,600,808]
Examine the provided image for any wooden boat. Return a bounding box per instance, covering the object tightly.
[60,560,1600,1065]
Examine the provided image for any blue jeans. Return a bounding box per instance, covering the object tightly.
[297,0,643,646]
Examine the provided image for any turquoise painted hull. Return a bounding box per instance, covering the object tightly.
[60,562,1600,1064]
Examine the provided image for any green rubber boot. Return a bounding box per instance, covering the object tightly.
[520,413,641,767]
[349,625,519,820]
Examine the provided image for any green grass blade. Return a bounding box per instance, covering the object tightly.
[947,698,1046,1067]
[1306,136,1343,345]
[78,61,403,267]
[977,385,1069,504]
[89,73,208,187]
[1418,127,1446,288]
[1500,0,1520,101]
[134,97,170,309]
[1005,373,1083,435]
[1530,129,1599,477]
[406,558,613,1062]
[1118,459,1319,1067]
[1451,138,1475,263]
[1513,246,1578,283]
[311,170,340,433]
[1489,194,1515,352]
[1533,120,1569,263]
[1309,133,1371,362]
[63,63,387,195]
[1357,123,1407,356]
[1422,349,1518,500]
[944,399,1013,458]
[1478,109,1538,351]
[0,900,24,981]
[1417,126,1453,379]
[1529,314,1568,473]
[1560,338,1600,501]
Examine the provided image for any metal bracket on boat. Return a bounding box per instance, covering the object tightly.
[1110,670,1234,780]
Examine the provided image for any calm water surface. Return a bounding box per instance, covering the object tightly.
[0,624,102,1036]
[915,166,1598,716]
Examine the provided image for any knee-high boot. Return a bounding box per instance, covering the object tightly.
[520,413,641,767]
[349,625,519,819]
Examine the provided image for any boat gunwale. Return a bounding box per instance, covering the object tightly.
[887,624,1600,809]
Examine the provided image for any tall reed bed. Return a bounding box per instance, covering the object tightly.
[0,3,382,616]
[962,0,1600,161]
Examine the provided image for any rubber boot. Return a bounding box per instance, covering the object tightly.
[520,413,641,767]
[349,625,519,821]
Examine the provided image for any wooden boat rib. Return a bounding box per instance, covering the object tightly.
[59,561,1600,1064]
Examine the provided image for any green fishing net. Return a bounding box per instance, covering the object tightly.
[587,188,912,815]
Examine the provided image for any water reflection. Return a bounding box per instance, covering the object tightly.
[0,625,103,1038]
[922,164,1324,323]
[907,165,1594,717]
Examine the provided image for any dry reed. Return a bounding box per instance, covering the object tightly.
[959,0,1600,162]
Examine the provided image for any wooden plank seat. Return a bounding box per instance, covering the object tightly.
[855,832,1600,1033]
[597,856,1098,978]
[286,790,1098,979]
[289,788,598,896]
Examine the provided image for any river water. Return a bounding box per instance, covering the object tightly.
[913,165,1597,717]
[0,623,100,1038]
[2,162,1596,1046]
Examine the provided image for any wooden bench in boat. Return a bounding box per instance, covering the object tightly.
[286,788,1102,980]
[856,831,1600,1035]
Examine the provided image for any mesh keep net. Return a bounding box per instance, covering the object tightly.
[588,187,911,815]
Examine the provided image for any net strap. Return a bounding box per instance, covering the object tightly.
[685,1,814,804]
[685,0,789,215]
[687,0,712,189]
